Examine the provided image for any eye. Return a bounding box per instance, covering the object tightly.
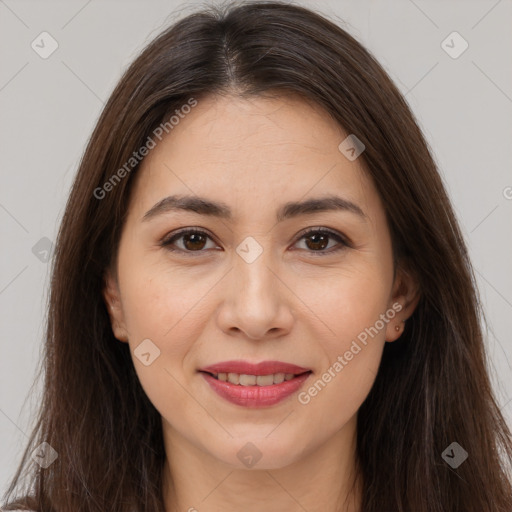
[160,227,350,256]
[293,227,350,255]
[160,228,219,253]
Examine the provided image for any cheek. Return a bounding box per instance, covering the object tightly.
[297,279,390,434]
[296,343,383,449]
[115,254,215,408]
[117,264,211,424]
[293,260,390,420]
[118,251,217,346]
[294,255,391,341]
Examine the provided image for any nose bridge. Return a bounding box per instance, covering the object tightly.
[233,238,279,310]
[215,236,294,339]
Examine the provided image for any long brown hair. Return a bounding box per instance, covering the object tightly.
[3,2,511,511]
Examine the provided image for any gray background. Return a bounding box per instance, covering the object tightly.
[1,0,511,494]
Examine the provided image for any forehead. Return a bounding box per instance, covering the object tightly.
[128,93,379,224]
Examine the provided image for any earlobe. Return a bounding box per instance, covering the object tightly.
[385,265,421,342]
[102,270,129,343]
[385,318,406,342]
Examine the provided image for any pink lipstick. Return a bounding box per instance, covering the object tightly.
[199,360,312,407]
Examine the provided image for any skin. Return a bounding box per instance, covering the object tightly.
[103,93,420,512]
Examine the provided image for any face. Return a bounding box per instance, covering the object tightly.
[103,93,418,470]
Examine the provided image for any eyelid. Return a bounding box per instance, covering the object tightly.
[295,226,351,247]
[160,226,351,255]
[289,227,351,256]
[160,227,220,252]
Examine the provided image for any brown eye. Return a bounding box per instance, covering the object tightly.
[181,232,207,251]
[161,229,217,253]
[161,227,349,256]
[304,232,330,251]
[294,228,349,255]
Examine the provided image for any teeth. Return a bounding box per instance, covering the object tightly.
[273,372,285,384]
[239,374,257,386]
[256,374,274,386]
[227,372,239,385]
[211,372,302,386]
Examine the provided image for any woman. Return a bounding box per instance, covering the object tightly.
[2,1,511,511]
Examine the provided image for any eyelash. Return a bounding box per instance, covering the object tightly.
[160,227,350,256]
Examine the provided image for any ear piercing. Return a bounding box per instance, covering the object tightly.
[395,320,406,332]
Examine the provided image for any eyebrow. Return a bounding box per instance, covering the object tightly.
[142,194,367,223]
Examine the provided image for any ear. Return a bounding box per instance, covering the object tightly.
[102,268,129,343]
[385,264,420,342]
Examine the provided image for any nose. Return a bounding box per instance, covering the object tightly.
[215,248,294,341]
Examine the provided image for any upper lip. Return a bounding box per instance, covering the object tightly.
[200,360,311,376]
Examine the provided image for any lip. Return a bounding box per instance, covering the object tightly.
[200,360,310,376]
[199,360,312,408]
[200,372,311,407]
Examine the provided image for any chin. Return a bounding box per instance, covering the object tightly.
[210,433,308,470]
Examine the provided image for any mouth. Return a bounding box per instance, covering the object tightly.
[199,370,312,386]
[198,360,313,407]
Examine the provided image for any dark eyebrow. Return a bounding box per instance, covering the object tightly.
[142,194,367,223]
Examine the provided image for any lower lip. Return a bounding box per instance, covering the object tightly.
[200,372,312,408]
